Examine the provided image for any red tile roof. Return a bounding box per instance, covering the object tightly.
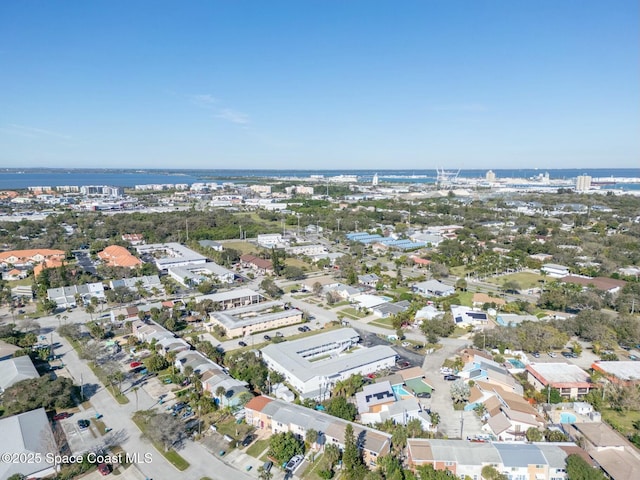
[245,395,274,412]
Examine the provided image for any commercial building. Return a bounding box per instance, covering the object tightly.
[245,396,392,467]
[209,307,303,338]
[196,288,264,310]
[168,262,235,286]
[541,264,571,278]
[0,408,58,479]
[526,363,593,399]
[560,275,626,294]
[591,361,640,386]
[135,242,207,270]
[406,439,573,480]
[576,175,592,192]
[287,244,327,256]
[261,328,397,400]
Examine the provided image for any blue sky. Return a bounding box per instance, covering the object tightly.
[1,1,638,169]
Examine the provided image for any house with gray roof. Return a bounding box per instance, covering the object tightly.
[406,438,572,479]
[412,280,454,297]
[0,408,58,479]
[47,282,105,309]
[246,396,392,468]
[0,355,39,393]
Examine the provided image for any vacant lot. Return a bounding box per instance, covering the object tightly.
[485,272,543,290]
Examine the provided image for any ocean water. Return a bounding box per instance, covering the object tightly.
[0,168,638,189]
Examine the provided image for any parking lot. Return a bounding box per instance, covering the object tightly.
[73,249,97,275]
[57,405,106,454]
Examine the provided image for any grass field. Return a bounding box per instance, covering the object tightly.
[456,291,474,307]
[215,416,254,441]
[220,241,259,255]
[485,272,544,289]
[601,408,640,435]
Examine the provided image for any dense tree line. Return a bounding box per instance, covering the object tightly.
[2,376,77,416]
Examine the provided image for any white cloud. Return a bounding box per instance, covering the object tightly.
[216,108,250,125]
[189,94,218,108]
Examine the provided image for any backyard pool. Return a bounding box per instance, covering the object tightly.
[392,384,411,398]
[560,413,577,424]
[507,358,526,368]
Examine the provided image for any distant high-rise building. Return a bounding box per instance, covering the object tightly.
[372,173,379,186]
[485,170,496,182]
[576,175,592,192]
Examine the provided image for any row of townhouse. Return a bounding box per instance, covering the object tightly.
[47,275,162,309]
[245,396,392,467]
[407,438,575,480]
[130,318,250,406]
[173,350,250,407]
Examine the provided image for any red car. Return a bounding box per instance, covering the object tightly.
[53,412,72,421]
[97,463,112,475]
[129,361,142,369]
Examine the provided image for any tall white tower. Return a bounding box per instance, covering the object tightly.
[372,173,379,186]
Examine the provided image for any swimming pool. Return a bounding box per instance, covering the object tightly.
[392,384,411,398]
[560,413,577,424]
[507,358,526,368]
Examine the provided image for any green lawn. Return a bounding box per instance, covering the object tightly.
[601,408,640,436]
[485,272,544,289]
[369,317,395,330]
[246,438,270,458]
[215,416,254,442]
[339,307,367,319]
[220,241,259,255]
[456,291,473,307]
[300,452,326,480]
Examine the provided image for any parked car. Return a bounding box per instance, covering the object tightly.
[548,352,557,358]
[241,434,255,447]
[276,331,284,337]
[263,335,271,341]
[77,419,90,429]
[444,375,460,381]
[263,460,273,473]
[129,361,142,368]
[53,412,72,421]
[298,326,306,332]
[416,392,431,399]
[401,342,411,347]
[285,455,304,472]
[396,361,410,368]
[238,341,248,347]
[97,463,111,476]
[532,352,540,358]
[218,450,226,456]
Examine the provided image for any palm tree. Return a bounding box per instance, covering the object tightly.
[132,386,139,411]
[215,386,227,407]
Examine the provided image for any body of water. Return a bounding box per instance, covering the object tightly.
[0,168,638,189]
